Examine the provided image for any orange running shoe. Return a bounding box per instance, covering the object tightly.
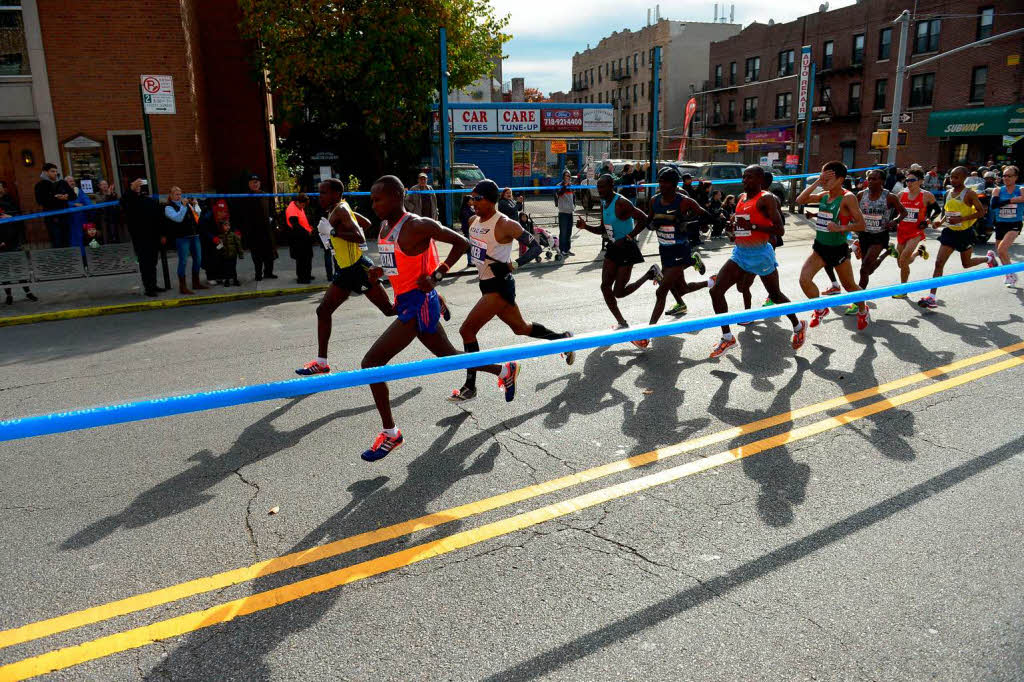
[709,336,737,358]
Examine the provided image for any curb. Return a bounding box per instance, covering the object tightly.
[0,284,327,328]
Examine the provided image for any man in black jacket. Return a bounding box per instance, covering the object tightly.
[121,179,165,296]
[33,163,72,248]
[234,174,277,280]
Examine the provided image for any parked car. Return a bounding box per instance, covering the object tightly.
[429,163,486,189]
[669,162,790,202]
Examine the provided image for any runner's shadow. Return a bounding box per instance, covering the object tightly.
[60,390,421,551]
[915,312,1023,350]
[536,346,635,431]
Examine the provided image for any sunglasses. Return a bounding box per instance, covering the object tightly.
[907,177,920,182]
[1003,173,1017,178]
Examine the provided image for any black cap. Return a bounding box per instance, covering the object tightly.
[249,174,261,181]
[658,166,680,182]
[472,179,499,204]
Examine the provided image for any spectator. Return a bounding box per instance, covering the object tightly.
[404,172,438,221]
[164,186,207,294]
[892,172,906,195]
[233,174,277,280]
[459,194,475,237]
[884,165,898,191]
[94,179,121,243]
[120,179,164,297]
[497,187,519,221]
[922,165,942,192]
[34,163,71,247]
[722,194,737,220]
[0,180,17,215]
[679,173,694,198]
[65,176,94,253]
[554,169,575,257]
[286,192,315,284]
[964,170,986,191]
[617,164,637,204]
[214,220,243,286]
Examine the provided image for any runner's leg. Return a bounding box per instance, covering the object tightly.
[928,244,955,296]
[799,252,826,300]
[650,266,683,325]
[833,260,866,312]
[709,259,743,335]
[600,258,629,327]
[996,229,1018,266]
[759,270,800,327]
[738,271,755,310]
[897,235,922,283]
[613,264,653,298]
[960,245,988,269]
[458,294,503,391]
[365,281,397,317]
[315,284,350,359]
[859,243,887,288]
[362,319,421,430]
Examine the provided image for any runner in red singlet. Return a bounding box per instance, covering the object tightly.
[892,170,936,297]
[360,176,518,462]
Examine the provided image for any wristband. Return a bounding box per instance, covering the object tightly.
[436,262,450,275]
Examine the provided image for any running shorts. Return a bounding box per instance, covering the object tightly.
[938,228,975,253]
[859,230,890,251]
[995,221,1022,241]
[479,274,516,305]
[331,255,374,294]
[813,240,850,268]
[395,289,442,334]
[605,239,645,267]
[729,242,778,277]
[659,242,694,270]
[897,223,926,245]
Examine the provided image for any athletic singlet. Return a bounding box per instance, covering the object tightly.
[601,193,634,240]
[468,212,512,281]
[815,191,852,246]
[732,190,772,246]
[994,185,1024,223]
[898,190,927,231]
[943,187,976,231]
[377,213,439,297]
[649,192,692,246]
[859,189,890,233]
[325,200,367,269]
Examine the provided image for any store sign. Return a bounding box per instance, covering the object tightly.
[140,75,175,115]
[498,109,540,133]
[745,129,794,143]
[550,140,567,154]
[541,108,583,132]
[797,46,811,118]
[785,154,800,167]
[582,108,614,132]
[1003,135,1023,148]
[725,140,740,153]
[452,109,496,133]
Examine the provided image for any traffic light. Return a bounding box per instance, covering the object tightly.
[870,130,909,148]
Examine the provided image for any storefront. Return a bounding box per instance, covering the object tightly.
[927,104,1024,167]
[433,103,614,188]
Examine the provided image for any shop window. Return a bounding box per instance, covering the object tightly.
[953,143,968,163]
[512,140,531,177]
[0,2,30,75]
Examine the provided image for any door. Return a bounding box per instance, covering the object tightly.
[0,141,15,206]
[110,133,150,195]
[841,144,855,170]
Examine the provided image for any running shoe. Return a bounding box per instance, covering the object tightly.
[791,320,807,351]
[447,386,477,403]
[361,430,404,462]
[762,297,775,307]
[887,244,899,260]
[917,295,938,309]
[296,360,330,376]
[630,338,650,349]
[843,303,860,316]
[917,243,929,260]
[692,252,707,275]
[667,301,688,316]
[709,336,737,358]
[1005,273,1018,287]
[891,293,908,299]
[853,239,862,260]
[561,332,576,366]
[498,361,520,402]
[649,264,664,285]
[810,307,830,328]
[856,308,870,330]
[821,284,841,296]
[986,250,997,268]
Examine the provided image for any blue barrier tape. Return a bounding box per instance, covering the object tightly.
[2,261,1022,443]
[0,167,887,226]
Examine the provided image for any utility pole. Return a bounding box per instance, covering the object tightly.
[887,10,910,167]
[139,83,170,291]
[438,27,454,230]
[649,46,661,183]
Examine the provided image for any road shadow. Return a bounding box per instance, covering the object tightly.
[482,433,1024,682]
[61,390,420,551]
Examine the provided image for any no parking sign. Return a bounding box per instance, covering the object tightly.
[140,75,176,115]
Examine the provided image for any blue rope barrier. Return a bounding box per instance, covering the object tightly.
[2,261,1022,443]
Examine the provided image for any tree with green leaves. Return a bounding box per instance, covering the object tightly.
[239,0,509,190]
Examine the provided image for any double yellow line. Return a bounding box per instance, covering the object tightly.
[1,341,1022,680]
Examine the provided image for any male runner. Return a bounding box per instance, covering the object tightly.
[918,166,996,308]
[739,169,784,314]
[891,169,935,298]
[634,167,710,348]
[845,168,907,314]
[448,180,574,403]
[575,174,660,342]
[359,176,517,462]
[296,178,395,375]
[990,165,1024,286]
[707,165,807,358]
[795,161,869,331]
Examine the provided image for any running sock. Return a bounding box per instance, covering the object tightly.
[793,320,803,330]
[722,332,735,341]
[707,277,715,288]
[383,426,399,438]
[463,341,480,390]
[316,357,328,365]
[498,363,511,379]
[831,281,840,288]
[528,322,564,340]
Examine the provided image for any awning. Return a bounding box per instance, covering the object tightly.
[927,104,1024,137]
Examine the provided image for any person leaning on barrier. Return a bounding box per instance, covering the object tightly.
[164,186,208,295]
[286,192,315,284]
[94,179,121,243]
[554,169,575,258]
[120,178,165,297]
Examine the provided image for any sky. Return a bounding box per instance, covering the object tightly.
[490,0,855,95]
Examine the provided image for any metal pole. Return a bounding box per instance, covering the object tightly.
[650,45,661,183]
[887,10,911,167]
[140,83,170,290]
[439,27,454,230]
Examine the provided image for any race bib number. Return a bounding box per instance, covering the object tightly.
[904,207,919,222]
[864,213,884,233]
[469,237,487,265]
[814,212,833,232]
[656,228,677,245]
[378,242,397,276]
[999,205,1018,220]
[733,214,751,237]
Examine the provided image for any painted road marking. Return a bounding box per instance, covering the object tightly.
[0,354,1019,680]
[1,341,1022,653]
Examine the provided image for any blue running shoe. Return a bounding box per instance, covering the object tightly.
[498,361,520,402]
[361,430,403,462]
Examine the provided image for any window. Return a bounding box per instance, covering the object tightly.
[820,85,831,108]
[633,114,637,130]
[743,96,758,121]
[909,73,935,107]
[848,83,861,114]
[777,49,795,76]
[874,79,887,110]
[775,92,792,119]
[111,133,151,194]
[0,1,30,75]
[970,66,987,103]
[852,34,865,64]
[641,51,645,66]
[729,61,737,85]
[878,28,892,60]
[711,166,742,180]
[640,82,644,98]
[640,112,645,128]
[728,99,736,123]
[713,101,722,122]
[822,41,834,69]
[745,56,760,82]
[977,7,994,41]
[714,64,723,88]
[915,19,940,54]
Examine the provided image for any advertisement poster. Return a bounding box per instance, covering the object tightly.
[541,108,583,132]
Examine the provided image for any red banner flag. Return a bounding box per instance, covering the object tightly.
[678,98,698,161]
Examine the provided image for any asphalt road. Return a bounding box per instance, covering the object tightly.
[1,221,1023,681]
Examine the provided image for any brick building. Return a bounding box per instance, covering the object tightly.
[0,0,274,216]
[569,17,740,159]
[701,1,1023,171]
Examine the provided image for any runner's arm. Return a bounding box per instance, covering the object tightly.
[412,217,468,283]
[886,192,908,229]
[839,193,866,233]
[755,193,785,236]
[796,176,827,205]
[353,212,372,230]
[498,217,542,266]
[963,189,985,223]
[575,214,604,235]
[330,207,365,244]
[620,197,648,239]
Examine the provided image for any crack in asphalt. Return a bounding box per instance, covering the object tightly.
[455,406,541,481]
[233,468,261,559]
